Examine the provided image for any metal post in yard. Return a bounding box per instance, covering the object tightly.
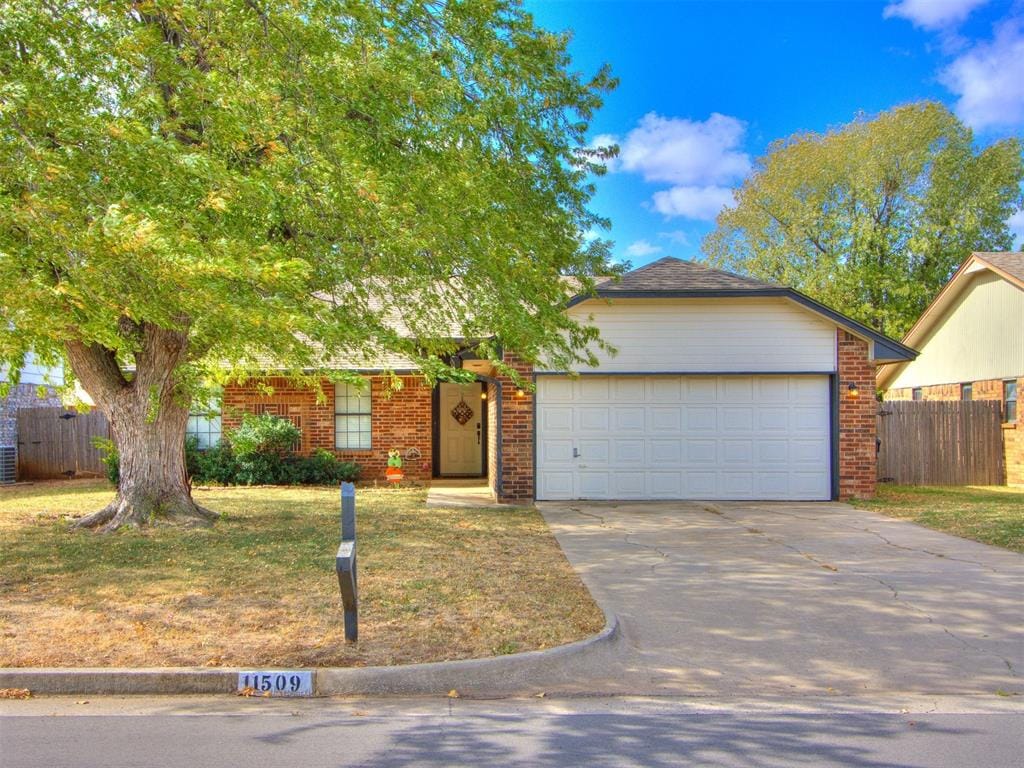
[335,482,358,642]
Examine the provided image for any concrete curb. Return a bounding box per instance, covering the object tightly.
[0,612,621,697]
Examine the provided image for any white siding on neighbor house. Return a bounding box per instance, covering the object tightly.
[888,272,1024,390]
[0,351,64,387]
[540,297,838,373]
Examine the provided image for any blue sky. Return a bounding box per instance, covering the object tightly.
[524,0,1024,265]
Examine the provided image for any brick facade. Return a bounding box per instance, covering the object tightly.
[837,331,877,500]
[494,353,535,502]
[222,375,433,482]
[887,376,1023,486]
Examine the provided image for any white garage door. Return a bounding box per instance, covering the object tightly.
[536,375,832,501]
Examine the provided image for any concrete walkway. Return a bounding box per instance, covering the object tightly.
[426,478,519,509]
[540,500,1024,697]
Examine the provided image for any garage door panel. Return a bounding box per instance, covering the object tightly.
[614,439,645,463]
[541,439,574,464]
[686,407,718,430]
[686,377,718,401]
[615,407,646,431]
[577,407,610,432]
[650,439,682,463]
[613,378,645,401]
[721,377,754,401]
[536,375,831,501]
[722,407,754,432]
[649,407,682,431]
[650,378,682,401]
[685,440,717,463]
[578,439,610,464]
[577,472,610,498]
[649,472,683,497]
[541,406,573,432]
[611,472,646,497]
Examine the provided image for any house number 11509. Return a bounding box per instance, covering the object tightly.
[237,671,314,696]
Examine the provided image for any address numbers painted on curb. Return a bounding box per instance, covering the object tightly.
[238,671,314,697]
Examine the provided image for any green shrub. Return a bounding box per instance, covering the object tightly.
[93,416,361,489]
[229,413,301,459]
[92,436,119,486]
[185,436,238,485]
[285,449,361,485]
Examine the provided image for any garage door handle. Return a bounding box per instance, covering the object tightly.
[573,447,580,458]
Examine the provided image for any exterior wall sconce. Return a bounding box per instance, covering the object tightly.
[847,382,860,399]
[480,390,488,400]
[515,388,526,398]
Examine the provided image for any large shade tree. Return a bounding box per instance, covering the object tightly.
[703,102,1023,338]
[0,0,616,531]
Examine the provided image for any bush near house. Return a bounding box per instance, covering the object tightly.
[95,415,361,487]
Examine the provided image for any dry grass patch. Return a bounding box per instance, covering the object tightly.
[0,480,604,668]
[853,484,1024,553]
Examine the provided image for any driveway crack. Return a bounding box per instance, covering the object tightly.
[765,507,1000,574]
[700,505,1019,679]
[568,507,669,574]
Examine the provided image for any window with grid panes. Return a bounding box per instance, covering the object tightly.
[335,381,371,449]
[186,398,222,449]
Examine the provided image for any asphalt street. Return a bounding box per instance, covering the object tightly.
[2,695,1022,768]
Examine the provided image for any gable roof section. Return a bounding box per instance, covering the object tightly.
[568,256,916,364]
[877,251,1024,389]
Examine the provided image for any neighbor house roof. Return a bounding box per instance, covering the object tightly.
[568,256,916,364]
[876,251,1024,390]
[969,251,1024,287]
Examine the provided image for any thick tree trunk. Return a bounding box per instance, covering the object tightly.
[66,323,218,532]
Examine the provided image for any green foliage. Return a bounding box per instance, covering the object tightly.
[228,413,301,459]
[91,436,119,486]
[703,102,1024,338]
[185,436,238,485]
[0,1,617,398]
[184,426,360,486]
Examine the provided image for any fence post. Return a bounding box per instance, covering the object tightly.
[335,482,358,642]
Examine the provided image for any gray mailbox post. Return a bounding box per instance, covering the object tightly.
[335,482,358,642]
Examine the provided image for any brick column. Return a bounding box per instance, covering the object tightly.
[837,331,877,499]
[496,353,534,502]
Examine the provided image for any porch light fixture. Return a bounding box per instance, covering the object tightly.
[480,390,488,400]
[847,382,860,399]
[515,388,526,398]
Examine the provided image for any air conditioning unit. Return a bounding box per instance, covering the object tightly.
[0,446,15,485]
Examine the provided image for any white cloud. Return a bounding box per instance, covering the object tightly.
[1009,209,1024,247]
[658,230,691,246]
[941,18,1024,129]
[883,0,989,30]
[617,112,751,186]
[624,239,663,258]
[651,185,736,222]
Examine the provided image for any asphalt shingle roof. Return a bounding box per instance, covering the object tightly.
[595,256,778,293]
[974,252,1024,285]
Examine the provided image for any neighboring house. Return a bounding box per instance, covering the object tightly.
[222,257,913,503]
[877,252,1024,485]
[0,352,65,481]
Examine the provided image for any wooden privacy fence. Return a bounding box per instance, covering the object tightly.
[16,407,110,480]
[877,400,1004,486]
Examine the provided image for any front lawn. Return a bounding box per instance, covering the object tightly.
[0,481,603,668]
[853,484,1024,553]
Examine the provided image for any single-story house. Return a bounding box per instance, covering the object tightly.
[211,257,914,502]
[877,251,1024,485]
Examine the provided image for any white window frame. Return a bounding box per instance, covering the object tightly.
[335,380,372,450]
[186,398,222,449]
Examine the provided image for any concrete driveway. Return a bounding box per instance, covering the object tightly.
[540,500,1024,697]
